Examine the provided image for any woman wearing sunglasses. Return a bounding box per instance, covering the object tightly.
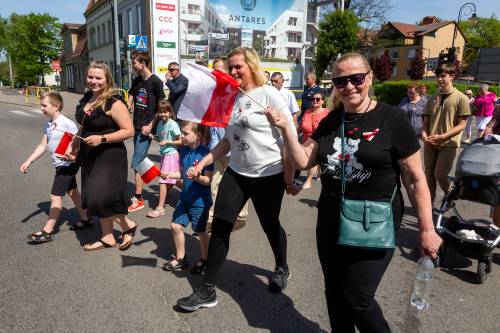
[300,92,330,189]
[266,53,441,332]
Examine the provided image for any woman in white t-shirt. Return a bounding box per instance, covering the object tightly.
[176,47,299,312]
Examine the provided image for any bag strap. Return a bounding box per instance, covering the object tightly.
[341,110,398,202]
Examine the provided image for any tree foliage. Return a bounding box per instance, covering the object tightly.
[372,51,394,82]
[459,15,500,63]
[1,13,62,85]
[323,0,393,27]
[314,9,359,79]
[407,48,427,80]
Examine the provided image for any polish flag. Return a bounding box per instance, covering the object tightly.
[177,63,240,127]
[49,123,76,155]
[135,157,161,184]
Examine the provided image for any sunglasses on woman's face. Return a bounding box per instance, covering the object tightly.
[332,71,370,89]
[313,97,322,102]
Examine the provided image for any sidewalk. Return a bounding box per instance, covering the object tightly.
[0,88,83,113]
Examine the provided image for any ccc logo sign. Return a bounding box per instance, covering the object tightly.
[159,16,174,22]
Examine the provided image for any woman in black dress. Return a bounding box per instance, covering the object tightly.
[73,61,137,251]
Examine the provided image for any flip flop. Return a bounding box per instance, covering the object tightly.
[83,239,117,251]
[119,225,137,251]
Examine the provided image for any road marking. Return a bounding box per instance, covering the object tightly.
[9,110,38,118]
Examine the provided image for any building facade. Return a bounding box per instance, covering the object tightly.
[60,23,89,93]
[264,10,304,62]
[85,0,115,76]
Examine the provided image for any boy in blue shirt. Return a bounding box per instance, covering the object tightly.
[161,121,214,274]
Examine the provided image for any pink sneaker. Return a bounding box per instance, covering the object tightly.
[128,197,145,212]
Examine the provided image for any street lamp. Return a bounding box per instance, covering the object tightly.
[450,2,477,62]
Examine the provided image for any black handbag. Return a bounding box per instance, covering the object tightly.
[337,111,397,249]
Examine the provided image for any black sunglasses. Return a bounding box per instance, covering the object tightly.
[332,71,370,89]
[168,68,178,72]
[313,97,322,102]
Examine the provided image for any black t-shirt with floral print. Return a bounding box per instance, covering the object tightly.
[311,102,420,202]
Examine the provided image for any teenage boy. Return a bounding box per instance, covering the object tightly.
[422,62,470,206]
[128,51,166,212]
[20,92,91,243]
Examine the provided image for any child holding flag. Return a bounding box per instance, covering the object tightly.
[161,121,213,274]
[147,100,182,218]
[20,92,91,243]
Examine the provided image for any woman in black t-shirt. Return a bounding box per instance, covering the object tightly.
[266,53,442,333]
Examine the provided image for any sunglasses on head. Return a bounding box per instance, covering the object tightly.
[332,71,370,89]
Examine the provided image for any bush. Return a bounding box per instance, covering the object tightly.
[373,81,500,105]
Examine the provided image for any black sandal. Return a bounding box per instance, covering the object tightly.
[190,259,207,275]
[28,230,54,243]
[119,225,137,251]
[70,218,94,230]
[162,255,189,271]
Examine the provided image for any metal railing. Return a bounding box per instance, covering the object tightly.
[24,86,51,104]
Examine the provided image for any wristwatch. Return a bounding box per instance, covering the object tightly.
[101,135,107,143]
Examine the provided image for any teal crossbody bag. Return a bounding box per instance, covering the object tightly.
[337,112,397,249]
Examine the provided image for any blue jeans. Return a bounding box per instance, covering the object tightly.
[131,132,152,169]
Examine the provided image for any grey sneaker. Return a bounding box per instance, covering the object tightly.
[269,266,291,293]
[177,284,218,312]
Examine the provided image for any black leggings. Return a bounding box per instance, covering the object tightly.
[317,192,403,333]
[203,168,288,285]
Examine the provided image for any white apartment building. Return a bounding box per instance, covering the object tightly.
[179,0,227,55]
[85,0,115,74]
[265,10,305,61]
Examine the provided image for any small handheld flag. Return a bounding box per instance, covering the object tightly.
[135,157,161,184]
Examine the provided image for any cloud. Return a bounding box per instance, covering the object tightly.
[211,3,242,28]
[289,0,305,12]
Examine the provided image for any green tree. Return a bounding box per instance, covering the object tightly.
[314,9,359,79]
[459,15,500,63]
[7,13,62,85]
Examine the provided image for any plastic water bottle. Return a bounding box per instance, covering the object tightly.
[410,256,434,310]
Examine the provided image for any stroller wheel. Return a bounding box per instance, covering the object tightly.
[476,261,488,284]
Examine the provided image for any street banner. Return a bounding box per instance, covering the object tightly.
[151,0,179,78]
[177,63,240,128]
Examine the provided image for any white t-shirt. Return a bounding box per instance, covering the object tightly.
[45,114,78,168]
[279,87,300,115]
[225,85,296,177]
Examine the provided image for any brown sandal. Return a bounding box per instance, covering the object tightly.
[119,225,137,251]
[83,239,117,251]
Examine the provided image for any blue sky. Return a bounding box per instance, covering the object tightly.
[0,0,498,26]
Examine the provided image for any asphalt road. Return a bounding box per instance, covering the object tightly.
[0,102,499,333]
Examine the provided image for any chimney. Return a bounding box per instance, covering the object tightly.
[421,16,438,25]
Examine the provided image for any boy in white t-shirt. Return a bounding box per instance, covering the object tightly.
[20,92,91,243]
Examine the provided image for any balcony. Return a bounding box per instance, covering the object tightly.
[307,10,317,24]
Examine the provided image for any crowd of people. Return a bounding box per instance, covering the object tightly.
[20,47,500,332]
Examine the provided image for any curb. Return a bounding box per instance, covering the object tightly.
[0,100,37,108]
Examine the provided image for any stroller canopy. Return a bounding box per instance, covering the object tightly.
[456,140,500,177]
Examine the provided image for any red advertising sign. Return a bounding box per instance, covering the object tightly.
[156,3,175,11]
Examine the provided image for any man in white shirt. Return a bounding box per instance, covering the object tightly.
[271,72,300,130]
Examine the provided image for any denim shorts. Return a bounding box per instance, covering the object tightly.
[131,132,152,169]
[172,201,209,233]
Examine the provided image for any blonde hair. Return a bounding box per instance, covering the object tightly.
[181,120,200,133]
[332,53,371,77]
[228,47,267,87]
[86,61,115,112]
[41,91,64,111]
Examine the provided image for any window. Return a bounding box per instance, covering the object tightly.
[288,17,297,26]
[188,4,200,15]
[392,50,399,59]
[127,9,133,35]
[89,27,97,49]
[136,5,142,34]
[408,49,416,58]
[287,32,302,43]
[97,26,101,47]
[107,21,112,44]
[188,23,201,34]
[118,14,123,39]
[101,23,106,44]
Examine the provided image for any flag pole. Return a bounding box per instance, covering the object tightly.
[52,127,84,140]
[238,87,268,111]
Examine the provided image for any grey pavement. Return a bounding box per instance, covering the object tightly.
[0,99,499,333]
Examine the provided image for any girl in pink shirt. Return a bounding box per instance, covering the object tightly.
[474,83,497,137]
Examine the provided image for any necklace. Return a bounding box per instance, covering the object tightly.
[343,99,372,123]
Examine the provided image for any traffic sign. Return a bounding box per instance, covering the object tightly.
[136,36,148,51]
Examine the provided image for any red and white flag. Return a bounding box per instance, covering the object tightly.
[177,63,240,127]
[48,123,76,155]
[135,157,161,184]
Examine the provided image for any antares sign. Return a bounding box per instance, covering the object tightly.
[152,0,179,77]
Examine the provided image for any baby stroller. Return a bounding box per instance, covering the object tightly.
[436,136,500,283]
